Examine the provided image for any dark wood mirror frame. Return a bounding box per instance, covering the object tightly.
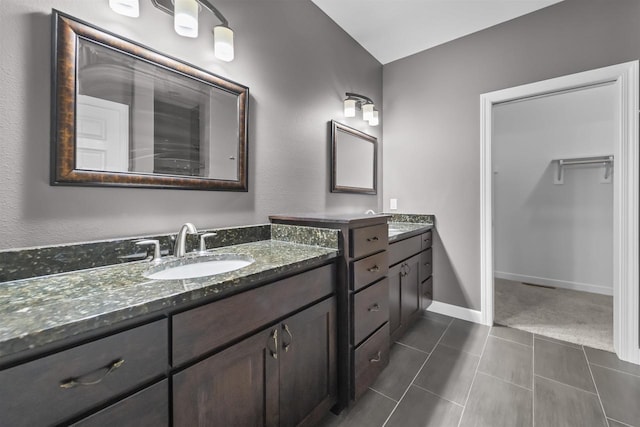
[51,11,249,191]
[331,121,377,195]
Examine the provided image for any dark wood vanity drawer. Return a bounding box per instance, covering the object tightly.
[352,251,389,291]
[421,276,433,309]
[420,248,433,283]
[421,230,433,250]
[350,224,388,259]
[353,278,389,345]
[172,263,335,366]
[70,380,169,427]
[389,234,421,266]
[0,319,168,427]
[353,323,389,400]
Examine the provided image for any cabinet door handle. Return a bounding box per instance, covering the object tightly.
[367,265,380,273]
[269,329,278,359]
[368,303,380,312]
[366,236,379,242]
[59,359,125,389]
[369,351,382,363]
[283,324,293,352]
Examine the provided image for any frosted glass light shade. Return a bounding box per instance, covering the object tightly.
[362,103,374,121]
[369,110,379,126]
[344,99,356,117]
[109,0,139,17]
[174,0,199,38]
[214,26,234,62]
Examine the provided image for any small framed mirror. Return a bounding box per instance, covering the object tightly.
[331,121,377,194]
[51,11,249,191]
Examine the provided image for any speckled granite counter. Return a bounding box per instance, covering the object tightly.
[388,222,433,242]
[0,238,337,362]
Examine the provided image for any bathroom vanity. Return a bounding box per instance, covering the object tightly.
[0,227,339,426]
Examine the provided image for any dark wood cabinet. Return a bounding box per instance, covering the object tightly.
[389,230,433,342]
[174,297,337,427]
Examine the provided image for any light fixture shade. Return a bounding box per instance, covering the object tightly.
[362,103,374,121]
[109,0,139,17]
[344,99,356,117]
[214,26,234,62]
[369,110,379,126]
[174,0,199,38]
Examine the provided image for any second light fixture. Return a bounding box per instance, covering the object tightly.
[344,92,379,126]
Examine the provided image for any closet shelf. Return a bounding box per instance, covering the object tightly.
[553,155,613,184]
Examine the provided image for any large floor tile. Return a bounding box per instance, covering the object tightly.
[534,375,606,427]
[396,317,449,353]
[584,346,640,377]
[439,319,490,356]
[318,389,395,427]
[413,344,480,405]
[607,419,633,427]
[591,364,640,427]
[459,373,532,427]
[535,334,582,349]
[491,324,533,347]
[385,385,463,427]
[478,335,533,389]
[421,310,454,326]
[534,338,595,392]
[370,343,428,400]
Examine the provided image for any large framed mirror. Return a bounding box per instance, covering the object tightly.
[51,11,249,191]
[331,121,377,194]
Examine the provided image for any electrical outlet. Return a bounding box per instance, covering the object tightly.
[390,198,398,210]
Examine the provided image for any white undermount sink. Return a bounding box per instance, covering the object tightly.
[144,254,254,280]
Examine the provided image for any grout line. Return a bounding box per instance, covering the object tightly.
[412,384,465,408]
[607,417,635,427]
[534,334,583,350]
[588,362,640,379]
[368,387,399,403]
[533,374,599,396]
[582,346,610,427]
[394,341,431,355]
[475,370,533,392]
[382,318,454,427]
[489,333,533,349]
[456,328,491,427]
[533,334,535,427]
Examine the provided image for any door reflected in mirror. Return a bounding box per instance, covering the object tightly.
[52,11,248,191]
[330,121,377,194]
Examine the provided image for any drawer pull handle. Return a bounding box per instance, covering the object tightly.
[369,351,382,363]
[366,236,379,242]
[367,265,380,273]
[283,323,293,352]
[59,359,125,389]
[269,329,278,359]
[368,303,381,312]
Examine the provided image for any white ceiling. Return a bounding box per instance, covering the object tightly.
[311,0,564,64]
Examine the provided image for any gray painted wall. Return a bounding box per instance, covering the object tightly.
[0,0,382,250]
[382,0,640,310]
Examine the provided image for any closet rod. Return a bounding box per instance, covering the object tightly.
[553,155,613,183]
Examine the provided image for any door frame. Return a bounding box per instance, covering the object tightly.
[479,61,640,364]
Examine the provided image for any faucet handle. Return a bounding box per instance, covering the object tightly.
[199,233,218,252]
[136,240,162,263]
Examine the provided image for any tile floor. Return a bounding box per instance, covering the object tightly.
[320,312,640,427]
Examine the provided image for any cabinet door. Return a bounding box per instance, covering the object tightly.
[173,328,279,427]
[279,297,337,427]
[388,263,402,339]
[401,254,421,325]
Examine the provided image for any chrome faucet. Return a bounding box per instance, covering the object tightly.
[174,223,198,257]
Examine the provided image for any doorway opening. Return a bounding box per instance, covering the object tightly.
[480,62,639,363]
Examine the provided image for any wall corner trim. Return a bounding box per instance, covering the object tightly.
[425,301,484,324]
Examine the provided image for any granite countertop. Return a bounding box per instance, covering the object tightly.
[388,222,434,242]
[0,240,337,362]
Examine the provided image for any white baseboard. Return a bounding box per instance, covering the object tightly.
[425,301,484,324]
[494,271,613,296]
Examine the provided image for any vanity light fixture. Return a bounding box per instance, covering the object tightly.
[110,0,235,62]
[343,92,379,126]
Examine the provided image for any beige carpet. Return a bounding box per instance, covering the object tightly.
[494,278,613,352]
